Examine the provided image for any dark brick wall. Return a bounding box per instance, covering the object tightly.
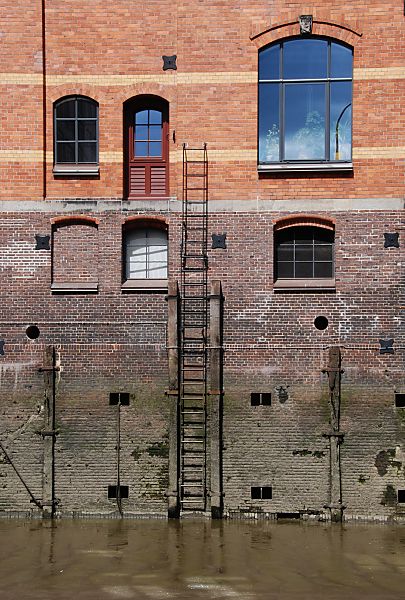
[0,208,403,518]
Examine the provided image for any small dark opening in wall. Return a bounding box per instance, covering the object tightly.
[251,487,261,499]
[108,485,129,499]
[314,316,328,330]
[109,392,130,406]
[251,393,272,406]
[261,486,272,499]
[26,325,40,340]
[398,490,405,503]
[251,486,272,500]
[277,512,300,520]
[395,394,405,408]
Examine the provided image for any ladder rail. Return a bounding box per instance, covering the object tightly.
[180,143,209,512]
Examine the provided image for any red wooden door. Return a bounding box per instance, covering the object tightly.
[126,98,169,197]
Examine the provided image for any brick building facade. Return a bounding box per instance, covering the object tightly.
[0,1,404,520]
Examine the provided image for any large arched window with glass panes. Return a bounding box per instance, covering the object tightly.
[259,38,353,171]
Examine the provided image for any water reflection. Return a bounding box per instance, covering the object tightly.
[0,519,404,599]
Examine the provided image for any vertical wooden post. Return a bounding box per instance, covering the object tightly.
[209,280,224,519]
[323,346,345,522]
[42,345,57,518]
[166,280,180,518]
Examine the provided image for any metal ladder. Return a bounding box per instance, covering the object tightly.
[180,143,208,512]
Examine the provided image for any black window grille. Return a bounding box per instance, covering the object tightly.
[275,226,334,279]
[54,96,98,164]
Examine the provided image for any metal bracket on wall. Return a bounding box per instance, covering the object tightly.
[162,55,177,70]
[379,339,394,354]
[35,234,50,250]
[384,233,399,248]
[212,233,227,249]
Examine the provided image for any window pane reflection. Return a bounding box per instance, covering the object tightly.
[258,84,279,162]
[285,83,326,160]
[331,43,352,78]
[330,82,352,160]
[283,39,328,79]
[259,44,280,80]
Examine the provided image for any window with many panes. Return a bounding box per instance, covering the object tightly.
[259,38,352,170]
[122,224,168,290]
[54,96,98,172]
[274,225,335,290]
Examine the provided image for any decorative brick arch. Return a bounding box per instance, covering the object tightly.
[51,215,99,229]
[274,214,335,232]
[122,215,168,232]
[250,15,362,49]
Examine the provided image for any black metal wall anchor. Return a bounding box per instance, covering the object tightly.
[379,339,394,354]
[35,234,50,250]
[212,233,227,249]
[384,233,399,248]
[162,55,177,70]
[0,341,4,356]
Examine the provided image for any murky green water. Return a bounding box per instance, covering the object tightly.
[0,519,404,599]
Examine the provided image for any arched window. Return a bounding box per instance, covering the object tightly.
[54,96,99,174]
[274,218,335,290]
[124,96,169,197]
[122,220,168,290]
[259,38,352,171]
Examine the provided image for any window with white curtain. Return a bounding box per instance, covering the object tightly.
[125,228,168,280]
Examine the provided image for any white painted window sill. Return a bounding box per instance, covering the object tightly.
[53,165,99,176]
[258,163,353,173]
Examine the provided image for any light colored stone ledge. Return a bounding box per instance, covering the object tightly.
[0,147,404,164]
[0,67,404,86]
[0,197,403,213]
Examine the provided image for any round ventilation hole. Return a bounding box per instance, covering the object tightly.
[314,316,329,331]
[26,325,40,340]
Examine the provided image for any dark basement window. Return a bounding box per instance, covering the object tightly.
[109,392,130,406]
[108,485,129,499]
[251,393,272,406]
[397,490,405,503]
[251,486,272,500]
[395,393,405,408]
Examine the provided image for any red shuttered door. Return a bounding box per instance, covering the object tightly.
[126,97,169,198]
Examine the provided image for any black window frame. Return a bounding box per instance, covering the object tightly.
[258,36,353,172]
[274,225,335,284]
[53,95,99,170]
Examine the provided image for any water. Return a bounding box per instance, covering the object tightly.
[0,519,404,599]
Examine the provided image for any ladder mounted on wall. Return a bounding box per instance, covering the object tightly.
[180,143,209,512]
